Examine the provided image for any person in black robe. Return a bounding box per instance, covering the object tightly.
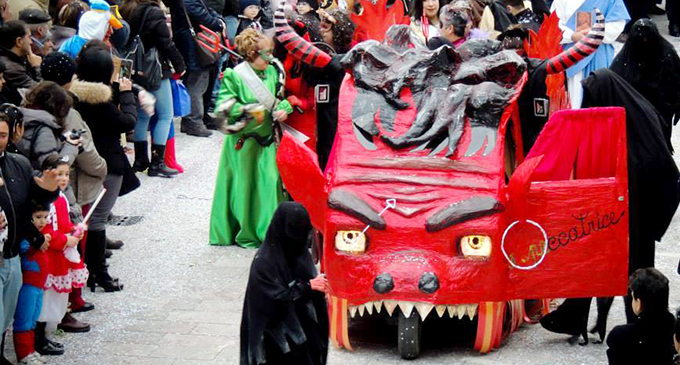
[240,202,329,365]
[540,69,680,344]
[622,0,650,35]
[611,18,680,151]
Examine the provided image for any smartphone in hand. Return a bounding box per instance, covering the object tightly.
[120,59,133,80]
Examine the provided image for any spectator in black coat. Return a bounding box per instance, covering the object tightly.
[607,268,676,365]
[0,103,58,364]
[121,0,187,177]
[163,0,224,137]
[0,21,42,106]
[69,42,135,293]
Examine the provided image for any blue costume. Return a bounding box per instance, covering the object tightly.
[13,239,48,361]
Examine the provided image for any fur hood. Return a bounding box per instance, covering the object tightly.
[69,79,112,105]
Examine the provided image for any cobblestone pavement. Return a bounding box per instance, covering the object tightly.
[14,12,680,365]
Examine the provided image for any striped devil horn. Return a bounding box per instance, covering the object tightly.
[546,8,605,74]
[274,0,332,68]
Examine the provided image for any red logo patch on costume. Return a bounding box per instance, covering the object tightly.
[534,98,549,118]
[315,84,330,104]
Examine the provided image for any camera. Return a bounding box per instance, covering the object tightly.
[69,129,87,140]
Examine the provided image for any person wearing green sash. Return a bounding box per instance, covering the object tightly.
[210,28,293,248]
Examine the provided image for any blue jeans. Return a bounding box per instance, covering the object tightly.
[224,16,238,43]
[13,284,42,332]
[0,257,22,332]
[134,78,173,146]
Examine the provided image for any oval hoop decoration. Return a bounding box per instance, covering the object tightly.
[501,220,548,270]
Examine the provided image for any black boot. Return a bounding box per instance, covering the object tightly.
[670,23,680,37]
[106,237,124,250]
[87,230,124,292]
[181,119,212,137]
[149,144,178,177]
[35,322,64,356]
[133,141,150,172]
[204,114,219,130]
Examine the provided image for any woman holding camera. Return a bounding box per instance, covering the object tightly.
[209,28,293,249]
[70,41,137,292]
[16,82,81,171]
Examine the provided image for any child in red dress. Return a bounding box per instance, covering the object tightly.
[35,156,88,355]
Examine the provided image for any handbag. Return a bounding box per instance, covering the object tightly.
[170,79,191,117]
[181,0,222,67]
[123,7,162,91]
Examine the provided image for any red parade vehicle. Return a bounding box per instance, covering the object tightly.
[276,17,629,361]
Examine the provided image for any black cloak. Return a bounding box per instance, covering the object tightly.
[240,202,329,365]
[582,69,680,269]
[610,19,680,150]
[541,70,680,339]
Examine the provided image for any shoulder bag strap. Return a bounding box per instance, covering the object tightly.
[181,3,197,36]
[234,62,277,111]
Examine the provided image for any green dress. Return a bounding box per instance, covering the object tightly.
[209,64,293,248]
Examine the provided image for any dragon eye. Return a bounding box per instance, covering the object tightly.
[335,231,367,254]
[460,235,491,258]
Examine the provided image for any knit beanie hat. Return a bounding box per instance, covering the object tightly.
[41,52,77,86]
[239,0,260,15]
[298,0,318,10]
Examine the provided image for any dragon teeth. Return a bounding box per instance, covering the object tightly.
[456,305,466,319]
[384,300,397,316]
[435,305,447,318]
[415,303,434,320]
[467,304,478,318]
[398,301,415,317]
[349,302,479,320]
[447,305,456,318]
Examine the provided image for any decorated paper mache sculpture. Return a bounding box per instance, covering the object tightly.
[276,5,630,360]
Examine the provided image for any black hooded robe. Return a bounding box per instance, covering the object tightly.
[240,202,329,365]
[541,69,680,337]
[610,18,680,151]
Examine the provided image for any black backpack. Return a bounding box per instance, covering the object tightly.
[123,7,162,91]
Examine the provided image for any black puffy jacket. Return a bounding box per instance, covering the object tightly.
[124,3,187,79]
[163,0,224,70]
[0,152,58,258]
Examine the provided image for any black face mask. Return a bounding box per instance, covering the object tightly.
[271,202,312,262]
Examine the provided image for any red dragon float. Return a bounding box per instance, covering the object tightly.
[276,2,629,359]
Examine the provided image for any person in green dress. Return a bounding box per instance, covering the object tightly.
[210,29,293,248]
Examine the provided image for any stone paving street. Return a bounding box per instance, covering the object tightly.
[12,11,680,365]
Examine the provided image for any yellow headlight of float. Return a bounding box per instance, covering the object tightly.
[335,231,367,253]
[460,235,492,258]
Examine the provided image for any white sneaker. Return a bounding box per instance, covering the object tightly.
[28,352,48,364]
[18,355,43,365]
[20,352,48,364]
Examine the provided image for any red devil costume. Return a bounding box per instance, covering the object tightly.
[274,0,356,171]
